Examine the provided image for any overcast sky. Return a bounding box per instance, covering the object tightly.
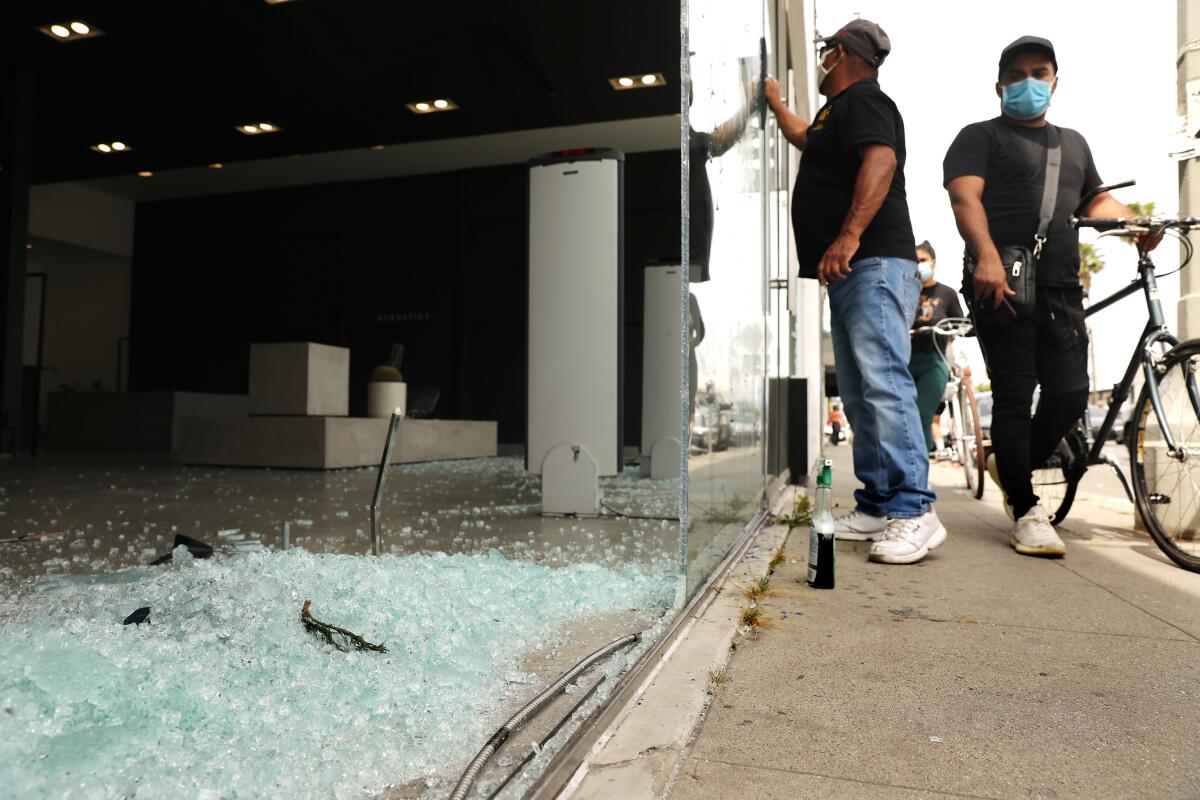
[815,0,1180,388]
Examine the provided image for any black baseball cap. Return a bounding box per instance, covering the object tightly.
[998,35,1057,77]
[816,19,891,68]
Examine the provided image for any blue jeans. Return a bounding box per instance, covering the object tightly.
[827,256,936,518]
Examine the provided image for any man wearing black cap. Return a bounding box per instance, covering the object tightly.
[766,19,944,566]
[943,36,1156,558]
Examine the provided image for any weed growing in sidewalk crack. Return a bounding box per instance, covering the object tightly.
[768,544,787,573]
[738,605,774,632]
[707,665,731,693]
[775,495,812,528]
[742,577,775,602]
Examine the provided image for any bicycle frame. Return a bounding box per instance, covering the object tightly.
[1082,249,1199,475]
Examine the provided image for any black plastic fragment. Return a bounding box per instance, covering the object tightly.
[123,607,151,625]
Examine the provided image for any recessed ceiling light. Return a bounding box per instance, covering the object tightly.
[209,163,224,169]
[91,142,131,154]
[237,122,280,135]
[39,20,103,42]
[138,170,153,177]
[610,73,667,91]
[406,99,458,114]
[25,243,33,251]
[370,145,386,151]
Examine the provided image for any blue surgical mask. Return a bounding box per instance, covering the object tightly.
[918,262,934,282]
[1001,77,1053,120]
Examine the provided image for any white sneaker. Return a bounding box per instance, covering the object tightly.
[987,454,1015,521]
[833,509,888,541]
[869,509,947,565]
[1010,504,1066,557]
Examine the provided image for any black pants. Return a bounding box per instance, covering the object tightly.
[973,285,1090,519]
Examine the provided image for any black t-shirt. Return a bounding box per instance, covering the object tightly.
[791,78,916,279]
[943,117,1103,287]
[910,282,965,354]
[688,130,714,282]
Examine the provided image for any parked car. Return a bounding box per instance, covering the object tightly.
[692,404,732,453]
[975,391,992,442]
[1086,404,1124,442]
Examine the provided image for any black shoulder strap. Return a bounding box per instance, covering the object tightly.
[1034,125,1061,258]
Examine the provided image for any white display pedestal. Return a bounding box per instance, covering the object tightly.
[367,382,407,418]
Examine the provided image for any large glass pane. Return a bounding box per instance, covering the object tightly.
[0,4,685,796]
[685,0,770,598]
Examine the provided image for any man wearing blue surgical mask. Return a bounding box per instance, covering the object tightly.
[943,37,1155,559]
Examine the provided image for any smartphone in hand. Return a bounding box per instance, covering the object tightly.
[995,297,1018,326]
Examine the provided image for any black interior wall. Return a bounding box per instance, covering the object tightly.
[130,149,681,444]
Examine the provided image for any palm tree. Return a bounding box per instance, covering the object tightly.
[1078,242,1104,298]
[1078,243,1105,398]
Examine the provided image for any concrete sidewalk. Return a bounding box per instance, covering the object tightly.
[668,445,1200,799]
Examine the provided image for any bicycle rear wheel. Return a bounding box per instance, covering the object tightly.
[1032,428,1086,525]
[1130,340,1200,572]
[958,381,985,499]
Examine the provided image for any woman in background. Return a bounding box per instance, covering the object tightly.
[908,241,964,455]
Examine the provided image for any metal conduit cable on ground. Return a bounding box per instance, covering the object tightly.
[370,409,403,556]
[525,505,773,800]
[484,676,609,800]
[448,633,641,800]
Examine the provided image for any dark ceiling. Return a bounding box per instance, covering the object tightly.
[12,1,680,185]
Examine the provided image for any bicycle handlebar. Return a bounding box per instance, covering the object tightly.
[1071,216,1200,232]
[912,318,974,337]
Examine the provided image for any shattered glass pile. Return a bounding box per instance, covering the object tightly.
[0,547,674,799]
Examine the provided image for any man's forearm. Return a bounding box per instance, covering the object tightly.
[768,97,809,150]
[839,148,895,239]
[1085,192,1134,220]
[949,195,999,263]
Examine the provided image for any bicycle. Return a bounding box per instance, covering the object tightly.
[1023,180,1200,572]
[913,317,986,499]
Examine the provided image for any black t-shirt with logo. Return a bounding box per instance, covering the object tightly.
[791,78,916,279]
[942,117,1103,287]
[910,282,965,354]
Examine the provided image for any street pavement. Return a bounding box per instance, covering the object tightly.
[669,444,1200,800]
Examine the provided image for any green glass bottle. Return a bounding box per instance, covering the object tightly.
[807,459,835,589]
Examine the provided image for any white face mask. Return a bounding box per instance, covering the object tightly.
[918,261,934,281]
[816,49,842,92]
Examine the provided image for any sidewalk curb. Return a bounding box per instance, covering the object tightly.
[558,512,795,799]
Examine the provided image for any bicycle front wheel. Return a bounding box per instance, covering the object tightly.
[958,381,985,499]
[1130,340,1200,572]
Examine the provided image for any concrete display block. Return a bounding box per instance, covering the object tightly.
[178,416,498,469]
[249,342,349,417]
[47,391,248,455]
